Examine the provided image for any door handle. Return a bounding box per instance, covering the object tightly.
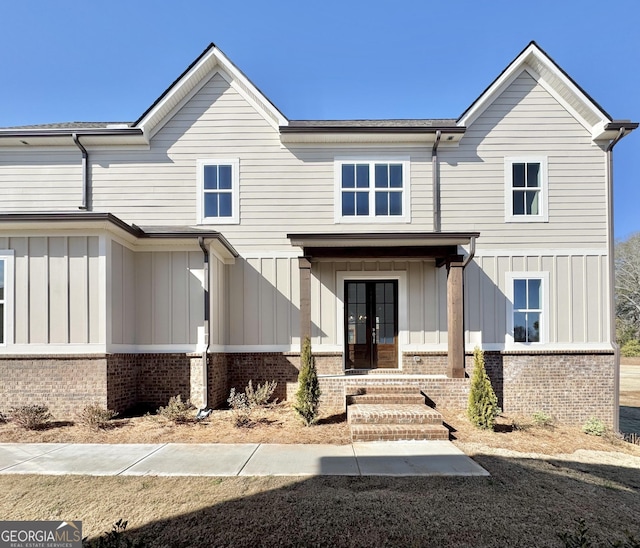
[371,328,376,344]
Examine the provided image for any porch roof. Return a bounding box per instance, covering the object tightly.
[287,231,479,261]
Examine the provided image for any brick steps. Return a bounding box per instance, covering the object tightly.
[351,424,450,442]
[346,385,450,442]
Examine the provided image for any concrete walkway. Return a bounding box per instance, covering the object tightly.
[0,441,489,477]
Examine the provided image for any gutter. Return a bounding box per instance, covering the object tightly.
[197,237,211,418]
[461,235,476,268]
[432,130,442,232]
[72,133,89,210]
[606,127,626,432]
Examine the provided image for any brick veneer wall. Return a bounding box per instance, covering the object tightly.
[467,351,617,427]
[0,355,108,417]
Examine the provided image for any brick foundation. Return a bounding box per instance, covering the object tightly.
[0,349,617,425]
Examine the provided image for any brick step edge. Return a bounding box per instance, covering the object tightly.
[348,404,443,425]
[347,394,425,405]
[347,386,425,395]
[350,424,450,442]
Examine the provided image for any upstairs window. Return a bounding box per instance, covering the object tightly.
[197,159,239,224]
[335,158,410,223]
[505,157,548,222]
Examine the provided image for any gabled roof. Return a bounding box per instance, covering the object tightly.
[457,41,636,141]
[133,43,289,137]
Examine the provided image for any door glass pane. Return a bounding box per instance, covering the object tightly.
[385,304,394,322]
[356,283,365,302]
[356,323,366,343]
[375,283,384,302]
[385,283,393,301]
[348,283,357,302]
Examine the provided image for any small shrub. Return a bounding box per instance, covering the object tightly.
[245,380,278,407]
[84,519,148,548]
[582,416,606,436]
[467,347,500,430]
[532,410,554,428]
[76,404,117,430]
[9,405,52,430]
[294,336,321,426]
[157,395,193,424]
[621,339,640,357]
[227,388,253,426]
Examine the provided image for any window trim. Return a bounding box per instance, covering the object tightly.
[197,158,240,225]
[505,271,549,346]
[334,156,411,224]
[504,156,548,223]
[0,250,15,346]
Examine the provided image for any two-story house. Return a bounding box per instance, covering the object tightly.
[0,42,635,428]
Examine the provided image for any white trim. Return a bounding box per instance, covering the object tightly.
[0,250,15,346]
[108,344,201,354]
[237,251,302,259]
[196,158,240,225]
[208,344,298,353]
[334,156,411,224]
[504,156,548,223]
[336,271,408,370]
[505,271,550,346]
[99,236,109,346]
[0,344,106,355]
[473,248,608,257]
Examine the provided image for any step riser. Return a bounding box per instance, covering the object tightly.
[350,426,449,442]
[348,386,425,395]
[349,415,442,425]
[347,395,425,405]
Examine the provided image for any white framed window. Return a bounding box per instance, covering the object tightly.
[197,159,240,224]
[334,157,410,223]
[504,157,548,223]
[0,250,14,346]
[506,271,549,345]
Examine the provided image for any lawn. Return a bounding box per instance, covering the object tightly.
[1,363,639,547]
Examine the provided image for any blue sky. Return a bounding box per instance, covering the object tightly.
[1,0,638,238]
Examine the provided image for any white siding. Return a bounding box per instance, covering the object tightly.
[0,152,82,211]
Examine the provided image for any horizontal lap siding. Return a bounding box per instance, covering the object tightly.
[441,71,607,248]
[0,152,81,210]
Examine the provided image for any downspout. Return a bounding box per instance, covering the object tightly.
[606,127,626,432]
[462,236,476,268]
[197,237,211,417]
[72,133,89,210]
[432,130,442,232]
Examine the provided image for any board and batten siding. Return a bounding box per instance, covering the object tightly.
[110,241,205,346]
[0,151,82,211]
[440,71,607,247]
[0,235,102,346]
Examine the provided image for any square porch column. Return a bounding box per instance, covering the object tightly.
[447,260,465,378]
[298,256,312,349]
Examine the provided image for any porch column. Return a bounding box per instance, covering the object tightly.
[298,256,312,348]
[447,259,465,378]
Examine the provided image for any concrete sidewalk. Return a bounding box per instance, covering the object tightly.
[0,441,489,477]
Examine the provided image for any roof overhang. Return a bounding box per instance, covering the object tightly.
[279,125,465,145]
[0,128,147,147]
[287,232,479,261]
[0,213,238,261]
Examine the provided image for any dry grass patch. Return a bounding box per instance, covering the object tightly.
[0,402,350,445]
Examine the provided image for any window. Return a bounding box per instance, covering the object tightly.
[197,159,239,224]
[335,158,410,223]
[0,251,14,346]
[505,157,548,222]
[506,272,549,345]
